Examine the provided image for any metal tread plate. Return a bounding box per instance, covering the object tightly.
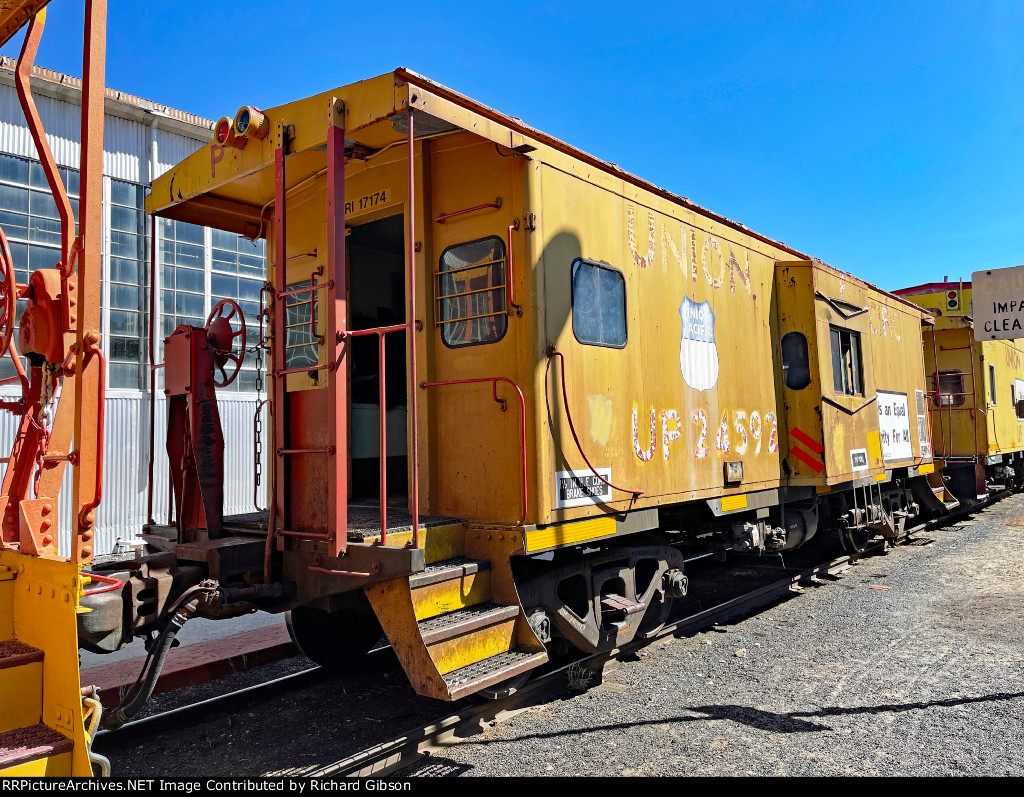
[410,556,491,589]
[442,649,545,689]
[418,602,509,634]
[222,507,461,539]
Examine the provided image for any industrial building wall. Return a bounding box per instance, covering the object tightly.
[0,74,268,556]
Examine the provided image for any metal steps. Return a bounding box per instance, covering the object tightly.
[0,723,73,775]
[366,550,547,701]
[0,642,74,776]
[419,603,519,645]
[442,650,549,700]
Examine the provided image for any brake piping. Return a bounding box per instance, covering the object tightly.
[99,580,218,730]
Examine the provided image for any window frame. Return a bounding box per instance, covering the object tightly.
[936,369,966,408]
[989,363,997,406]
[781,331,811,390]
[829,326,864,397]
[570,257,628,350]
[437,234,509,350]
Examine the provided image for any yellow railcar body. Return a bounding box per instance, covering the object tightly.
[147,69,812,535]
[776,262,933,487]
[895,282,1024,461]
[0,552,93,776]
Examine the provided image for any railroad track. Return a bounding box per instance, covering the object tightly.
[93,491,1006,773]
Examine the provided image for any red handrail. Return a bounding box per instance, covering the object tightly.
[348,323,415,544]
[507,221,523,316]
[420,377,528,525]
[82,572,123,596]
[78,338,105,526]
[547,348,643,500]
[434,198,501,224]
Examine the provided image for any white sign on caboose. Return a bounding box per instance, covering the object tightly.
[876,390,913,463]
[973,265,1024,341]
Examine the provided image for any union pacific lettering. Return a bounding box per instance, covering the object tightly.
[627,204,758,299]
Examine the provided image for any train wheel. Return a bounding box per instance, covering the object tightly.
[286,602,384,672]
[635,589,673,639]
[835,525,871,556]
[470,671,532,702]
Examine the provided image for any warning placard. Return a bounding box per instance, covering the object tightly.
[877,390,913,463]
[555,469,612,508]
[973,266,1024,340]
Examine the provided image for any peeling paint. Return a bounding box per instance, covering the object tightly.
[588,393,614,447]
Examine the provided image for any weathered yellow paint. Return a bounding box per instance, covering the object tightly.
[426,619,517,675]
[411,571,491,621]
[0,551,91,776]
[775,261,932,486]
[359,523,465,566]
[867,431,882,462]
[525,516,616,553]
[720,494,748,512]
[0,751,72,777]
[364,576,452,700]
[0,658,42,733]
[898,282,1024,461]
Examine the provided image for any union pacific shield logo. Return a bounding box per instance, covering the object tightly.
[679,297,719,392]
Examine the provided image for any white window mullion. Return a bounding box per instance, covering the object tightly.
[101,175,111,387]
[203,226,213,321]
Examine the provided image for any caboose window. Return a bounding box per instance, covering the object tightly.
[781,332,810,390]
[936,370,966,407]
[572,259,627,348]
[830,327,862,396]
[437,236,508,348]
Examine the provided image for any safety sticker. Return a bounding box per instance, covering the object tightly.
[555,469,612,509]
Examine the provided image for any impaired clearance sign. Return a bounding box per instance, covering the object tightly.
[973,266,1024,340]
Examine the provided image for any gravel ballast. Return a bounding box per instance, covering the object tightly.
[411,498,1024,776]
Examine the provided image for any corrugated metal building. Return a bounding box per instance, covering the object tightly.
[0,59,268,556]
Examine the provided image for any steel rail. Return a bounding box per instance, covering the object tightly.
[92,667,324,748]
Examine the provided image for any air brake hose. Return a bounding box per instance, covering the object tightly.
[100,583,216,730]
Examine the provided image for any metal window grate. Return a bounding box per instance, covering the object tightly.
[435,236,507,347]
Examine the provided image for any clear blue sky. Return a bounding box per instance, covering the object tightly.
[3,1,1022,291]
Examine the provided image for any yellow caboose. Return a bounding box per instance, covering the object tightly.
[895,280,1024,501]
[774,260,936,552]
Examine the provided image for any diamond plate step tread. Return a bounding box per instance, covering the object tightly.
[0,724,72,768]
[0,641,43,671]
[442,649,548,699]
[410,557,491,589]
[419,602,518,645]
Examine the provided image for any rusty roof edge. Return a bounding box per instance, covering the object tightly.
[0,57,214,136]
[395,67,812,262]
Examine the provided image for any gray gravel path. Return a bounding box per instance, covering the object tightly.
[412,497,1024,776]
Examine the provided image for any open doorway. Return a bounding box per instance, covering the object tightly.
[348,214,407,500]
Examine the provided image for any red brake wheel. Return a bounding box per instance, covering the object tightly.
[0,227,18,359]
[206,299,246,387]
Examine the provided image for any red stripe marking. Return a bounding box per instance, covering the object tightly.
[790,426,824,454]
[790,445,825,473]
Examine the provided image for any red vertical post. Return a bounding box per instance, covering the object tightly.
[407,109,420,547]
[264,143,288,580]
[327,114,349,557]
[379,332,387,544]
[71,0,108,564]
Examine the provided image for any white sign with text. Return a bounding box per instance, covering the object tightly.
[877,390,913,462]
